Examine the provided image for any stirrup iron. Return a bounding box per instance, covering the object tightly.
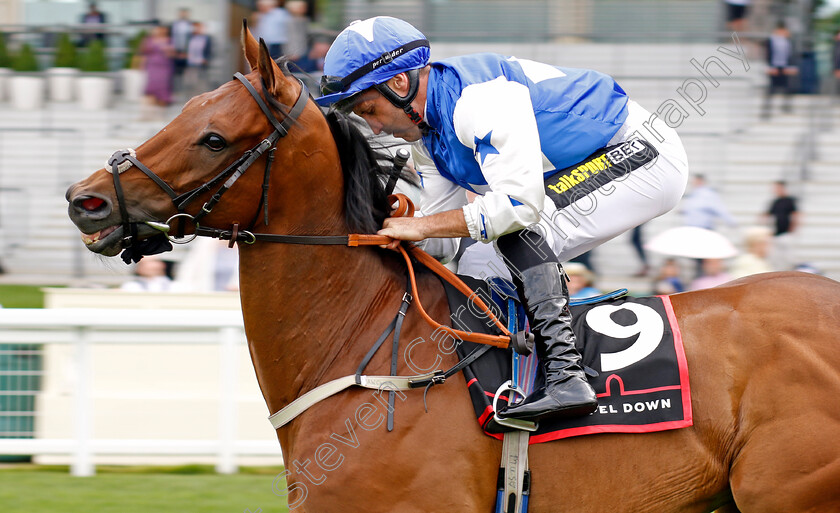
[492,380,538,432]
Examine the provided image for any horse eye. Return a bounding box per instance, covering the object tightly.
[202,134,226,151]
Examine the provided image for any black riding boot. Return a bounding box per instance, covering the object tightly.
[495,233,597,422]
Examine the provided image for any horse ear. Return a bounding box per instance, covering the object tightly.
[257,38,283,97]
[241,18,260,71]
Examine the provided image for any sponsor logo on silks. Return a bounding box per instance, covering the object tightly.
[545,139,653,196]
[479,214,488,240]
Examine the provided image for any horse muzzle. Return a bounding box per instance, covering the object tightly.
[66,184,125,256]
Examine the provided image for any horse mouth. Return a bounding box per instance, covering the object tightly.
[80,225,124,256]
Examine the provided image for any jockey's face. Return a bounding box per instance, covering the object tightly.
[351,88,423,143]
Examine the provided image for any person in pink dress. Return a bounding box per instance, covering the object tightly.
[141,25,175,106]
[689,258,733,291]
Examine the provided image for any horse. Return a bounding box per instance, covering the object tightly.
[66,25,840,513]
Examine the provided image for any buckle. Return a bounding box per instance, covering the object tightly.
[238,230,256,245]
[408,370,446,389]
[429,370,446,385]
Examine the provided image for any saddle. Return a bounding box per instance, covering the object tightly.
[438,273,692,442]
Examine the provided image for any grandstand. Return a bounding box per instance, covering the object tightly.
[1,0,838,288]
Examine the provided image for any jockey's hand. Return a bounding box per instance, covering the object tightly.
[378,217,426,250]
[376,209,470,250]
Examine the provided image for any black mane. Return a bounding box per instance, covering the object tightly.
[324,110,416,234]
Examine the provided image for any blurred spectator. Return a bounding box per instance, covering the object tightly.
[762,21,798,118]
[652,258,685,295]
[630,224,650,277]
[681,174,737,231]
[764,180,799,271]
[731,226,773,279]
[681,174,736,277]
[723,0,750,33]
[80,2,107,46]
[285,0,314,71]
[174,238,239,292]
[569,250,596,275]
[565,262,600,300]
[140,25,175,107]
[689,258,732,291]
[833,29,840,96]
[254,0,290,60]
[170,8,194,89]
[183,22,212,98]
[307,35,332,72]
[120,256,173,292]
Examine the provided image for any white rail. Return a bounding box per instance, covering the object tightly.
[0,308,283,476]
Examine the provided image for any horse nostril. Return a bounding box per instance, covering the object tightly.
[81,197,106,211]
[72,195,110,216]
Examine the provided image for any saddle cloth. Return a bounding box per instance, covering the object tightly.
[442,276,692,444]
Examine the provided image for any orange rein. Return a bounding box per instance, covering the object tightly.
[350,194,513,349]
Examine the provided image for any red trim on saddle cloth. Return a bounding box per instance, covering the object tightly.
[470,377,510,403]
[662,294,693,425]
[478,405,495,428]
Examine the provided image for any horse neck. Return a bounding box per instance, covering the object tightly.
[262,113,347,235]
[235,129,406,410]
[237,242,406,409]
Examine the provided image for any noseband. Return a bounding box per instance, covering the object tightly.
[106,72,309,262]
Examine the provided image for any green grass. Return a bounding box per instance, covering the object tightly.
[0,465,291,513]
[0,285,52,308]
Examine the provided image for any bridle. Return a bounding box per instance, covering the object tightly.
[106,71,309,260]
[104,68,519,351]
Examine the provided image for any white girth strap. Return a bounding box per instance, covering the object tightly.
[268,372,437,430]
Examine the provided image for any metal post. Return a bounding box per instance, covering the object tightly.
[72,326,94,477]
[146,0,159,22]
[217,0,231,82]
[216,326,239,474]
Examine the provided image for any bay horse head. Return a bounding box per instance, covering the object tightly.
[66,22,395,263]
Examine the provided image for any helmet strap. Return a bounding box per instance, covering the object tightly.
[374,69,432,136]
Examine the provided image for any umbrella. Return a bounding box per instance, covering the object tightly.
[644,226,739,259]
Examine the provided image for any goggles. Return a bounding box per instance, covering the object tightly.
[319,39,430,96]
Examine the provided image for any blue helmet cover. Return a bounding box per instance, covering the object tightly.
[316,17,431,106]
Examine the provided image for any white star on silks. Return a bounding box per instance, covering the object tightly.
[474,131,500,165]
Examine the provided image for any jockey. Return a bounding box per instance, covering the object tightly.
[316,16,689,422]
